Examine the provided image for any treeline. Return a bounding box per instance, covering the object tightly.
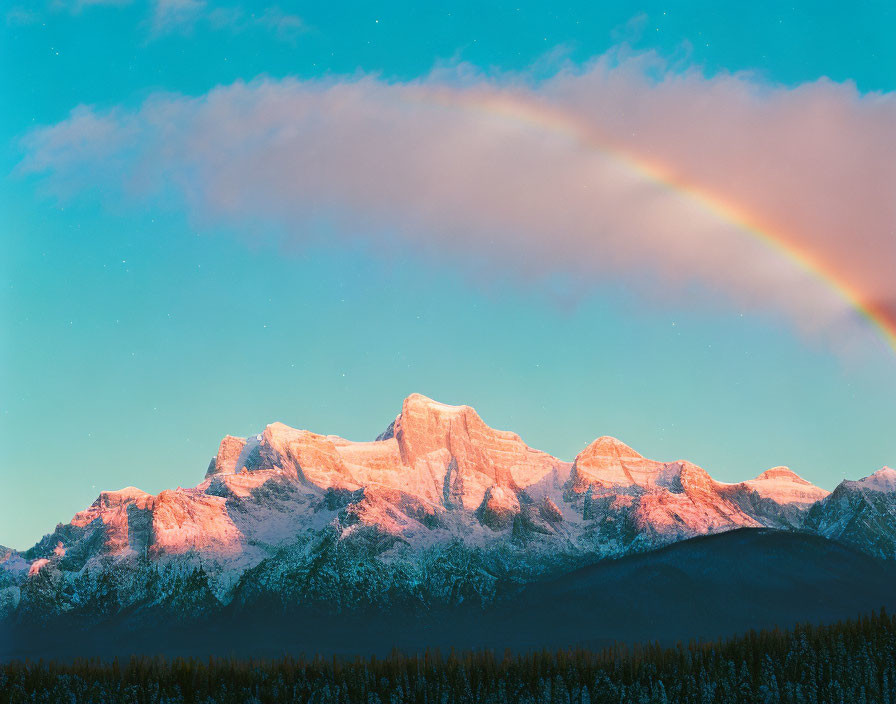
[2,610,895,703]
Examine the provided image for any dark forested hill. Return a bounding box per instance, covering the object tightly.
[5,528,896,661]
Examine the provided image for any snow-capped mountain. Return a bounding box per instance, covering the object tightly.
[802,467,896,560]
[1,394,891,631]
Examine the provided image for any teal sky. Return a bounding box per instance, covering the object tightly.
[2,1,895,550]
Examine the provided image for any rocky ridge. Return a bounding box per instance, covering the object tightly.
[1,394,891,626]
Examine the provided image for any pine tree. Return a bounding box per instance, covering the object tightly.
[758,654,780,704]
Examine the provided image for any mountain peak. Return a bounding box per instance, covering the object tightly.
[391,394,525,459]
[402,392,471,413]
[394,393,494,438]
[208,435,249,476]
[753,466,810,485]
[741,466,828,505]
[569,436,659,490]
[387,393,550,508]
[94,486,151,507]
[847,466,896,492]
[579,436,644,461]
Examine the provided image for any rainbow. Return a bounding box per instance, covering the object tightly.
[416,89,896,355]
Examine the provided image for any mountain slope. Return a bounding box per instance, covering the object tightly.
[504,528,896,649]
[802,467,896,559]
[7,529,895,660]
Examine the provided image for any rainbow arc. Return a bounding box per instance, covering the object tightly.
[418,88,896,355]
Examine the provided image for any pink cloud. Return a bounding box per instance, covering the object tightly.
[19,50,896,348]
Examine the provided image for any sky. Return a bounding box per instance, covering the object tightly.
[2,1,895,550]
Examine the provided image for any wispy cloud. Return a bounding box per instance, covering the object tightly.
[149,0,204,34]
[48,0,133,12]
[6,6,40,25]
[148,0,305,38]
[37,0,305,40]
[201,4,305,41]
[19,49,896,348]
[253,5,304,41]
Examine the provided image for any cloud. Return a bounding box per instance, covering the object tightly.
[48,0,132,12]
[60,0,129,7]
[40,0,304,40]
[19,49,896,348]
[6,6,40,24]
[254,6,304,41]
[149,0,204,34]
[202,4,305,40]
[147,0,304,38]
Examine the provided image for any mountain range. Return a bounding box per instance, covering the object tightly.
[2,393,895,658]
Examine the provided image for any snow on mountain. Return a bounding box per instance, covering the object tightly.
[0,394,887,627]
[802,467,896,559]
[709,466,832,529]
[846,466,896,492]
[741,466,831,504]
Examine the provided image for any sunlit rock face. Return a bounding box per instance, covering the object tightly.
[565,441,765,548]
[740,466,831,504]
[568,436,660,491]
[476,485,522,530]
[8,394,890,626]
[207,435,247,476]
[388,393,562,510]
